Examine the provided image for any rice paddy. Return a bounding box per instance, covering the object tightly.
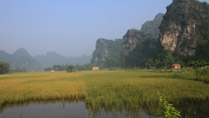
[0,70,209,117]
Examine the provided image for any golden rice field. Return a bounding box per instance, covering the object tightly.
[0,70,209,117]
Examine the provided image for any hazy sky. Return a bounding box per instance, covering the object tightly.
[0,0,184,57]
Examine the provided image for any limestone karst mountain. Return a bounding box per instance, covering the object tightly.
[159,0,209,56]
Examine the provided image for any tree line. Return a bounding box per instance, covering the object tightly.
[44,64,92,72]
[0,61,28,74]
[0,61,94,74]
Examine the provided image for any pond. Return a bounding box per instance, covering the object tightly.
[0,101,155,118]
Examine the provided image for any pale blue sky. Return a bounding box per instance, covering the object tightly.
[0,0,191,57]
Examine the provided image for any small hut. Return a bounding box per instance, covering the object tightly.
[51,70,55,72]
[92,67,99,71]
[172,64,181,70]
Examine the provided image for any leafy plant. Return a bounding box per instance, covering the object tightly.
[196,66,209,76]
[157,94,181,118]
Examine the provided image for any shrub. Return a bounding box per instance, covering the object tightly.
[173,67,196,80]
[0,62,10,74]
[157,94,181,118]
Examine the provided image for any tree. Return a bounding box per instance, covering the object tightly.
[0,62,10,74]
[67,65,74,72]
[12,67,27,73]
[153,50,175,69]
[145,59,155,69]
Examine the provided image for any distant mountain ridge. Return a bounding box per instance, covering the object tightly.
[0,48,91,71]
[0,48,42,71]
[35,52,91,68]
[13,48,33,58]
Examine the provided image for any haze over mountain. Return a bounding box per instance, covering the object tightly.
[35,52,91,68]
[1,0,209,71]
[0,48,41,71]
[0,48,91,71]
[0,0,173,57]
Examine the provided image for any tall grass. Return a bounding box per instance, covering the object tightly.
[173,66,209,83]
[0,70,209,117]
[0,72,85,108]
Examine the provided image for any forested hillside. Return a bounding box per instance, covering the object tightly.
[91,0,209,69]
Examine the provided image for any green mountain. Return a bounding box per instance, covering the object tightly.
[35,52,91,68]
[0,48,42,71]
[0,48,91,71]
[122,29,161,68]
[123,0,209,68]
[91,38,123,68]
[92,0,209,69]
[159,0,209,64]
[141,13,164,39]
[159,0,209,56]
[0,50,11,61]
[35,52,70,68]
[91,13,164,69]
[68,55,92,66]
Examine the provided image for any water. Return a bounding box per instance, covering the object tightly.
[0,101,155,118]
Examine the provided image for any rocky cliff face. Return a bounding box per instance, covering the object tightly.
[122,29,161,67]
[141,13,164,39]
[122,29,155,54]
[91,0,209,68]
[91,13,164,68]
[123,13,164,54]
[123,29,144,54]
[159,0,209,56]
[91,38,123,68]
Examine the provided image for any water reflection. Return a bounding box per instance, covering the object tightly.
[0,101,155,118]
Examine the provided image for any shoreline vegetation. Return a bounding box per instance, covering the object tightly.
[0,70,209,117]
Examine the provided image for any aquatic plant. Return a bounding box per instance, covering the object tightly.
[157,94,181,118]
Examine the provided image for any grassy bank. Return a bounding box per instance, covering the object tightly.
[173,66,209,83]
[0,70,209,117]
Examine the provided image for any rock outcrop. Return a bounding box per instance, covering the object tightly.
[91,38,123,68]
[123,13,164,54]
[159,0,209,56]
[122,29,161,67]
[91,13,164,68]
[91,0,209,69]
[123,29,144,54]
[141,13,164,39]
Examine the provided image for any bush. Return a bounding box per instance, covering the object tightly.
[196,66,209,76]
[173,66,209,83]
[0,62,10,74]
[195,66,209,83]
[157,94,181,118]
[173,67,196,80]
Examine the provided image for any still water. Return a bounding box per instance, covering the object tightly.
[0,101,154,118]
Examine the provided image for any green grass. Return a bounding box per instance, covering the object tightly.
[173,66,209,83]
[0,70,209,117]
